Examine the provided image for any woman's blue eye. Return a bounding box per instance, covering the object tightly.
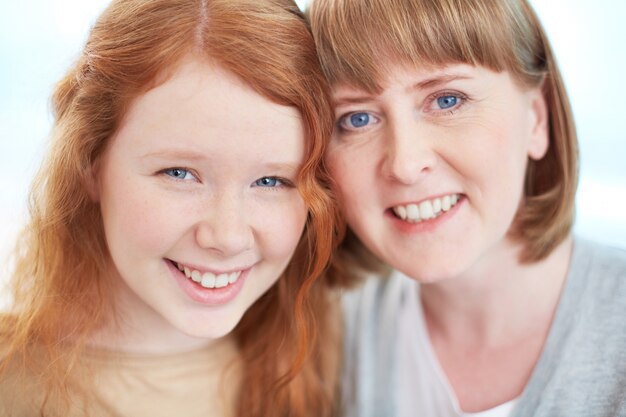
[349,112,370,128]
[254,177,282,187]
[163,168,194,180]
[436,95,458,110]
[337,111,378,132]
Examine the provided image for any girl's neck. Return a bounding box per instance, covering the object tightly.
[420,236,573,347]
[86,317,233,356]
[85,265,233,356]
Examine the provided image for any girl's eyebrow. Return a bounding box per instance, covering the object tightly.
[257,162,301,173]
[140,149,207,162]
[140,150,300,172]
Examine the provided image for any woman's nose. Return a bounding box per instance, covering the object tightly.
[381,117,438,184]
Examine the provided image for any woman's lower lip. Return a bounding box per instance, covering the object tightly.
[167,260,248,305]
[388,197,463,233]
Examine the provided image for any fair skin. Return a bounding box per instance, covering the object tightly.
[90,55,308,357]
[329,63,572,411]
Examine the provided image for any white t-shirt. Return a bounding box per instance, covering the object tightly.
[396,273,517,417]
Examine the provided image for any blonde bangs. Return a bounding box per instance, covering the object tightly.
[311,0,543,92]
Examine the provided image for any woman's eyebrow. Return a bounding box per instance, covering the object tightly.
[332,73,473,106]
[409,73,472,92]
[332,94,376,107]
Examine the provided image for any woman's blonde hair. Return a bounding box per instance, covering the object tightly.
[310,0,578,264]
[1,0,342,416]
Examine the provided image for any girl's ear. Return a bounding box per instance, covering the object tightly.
[527,87,549,161]
[84,159,101,202]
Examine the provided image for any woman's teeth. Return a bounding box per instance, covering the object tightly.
[176,263,242,289]
[392,194,460,223]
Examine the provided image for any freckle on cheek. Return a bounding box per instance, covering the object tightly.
[117,198,170,252]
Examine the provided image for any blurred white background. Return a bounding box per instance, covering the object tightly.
[0,0,624,289]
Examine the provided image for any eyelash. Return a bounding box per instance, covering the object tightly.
[253,176,294,190]
[160,167,198,181]
[336,112,380,133]
[424,91,468,115]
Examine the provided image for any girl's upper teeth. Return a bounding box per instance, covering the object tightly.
[393,194,460,222]
[177,263,243,289]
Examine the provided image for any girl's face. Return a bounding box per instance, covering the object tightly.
[95,56,308,344]
[328,64,548,282]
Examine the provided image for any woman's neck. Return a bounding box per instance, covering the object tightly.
[420,236,573,347]
[419,237,573,412]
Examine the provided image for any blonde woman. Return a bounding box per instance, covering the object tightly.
[310,0,626,416]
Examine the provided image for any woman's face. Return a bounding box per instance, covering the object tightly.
[328,63,548,282]
[95,56,308,343]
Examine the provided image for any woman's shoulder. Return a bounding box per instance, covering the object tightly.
[571,237,626,289]
[520,237,626,417]
[575,236,626,260]
[564,237,626,332]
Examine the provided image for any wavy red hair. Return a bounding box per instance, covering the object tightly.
[1,0,342,416]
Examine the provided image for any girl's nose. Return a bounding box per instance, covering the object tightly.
[195,193,254,257]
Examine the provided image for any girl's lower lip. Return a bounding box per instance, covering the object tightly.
[166,260,249,305]
[387,197,464,233]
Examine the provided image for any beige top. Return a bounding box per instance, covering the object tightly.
[0,338,241,417]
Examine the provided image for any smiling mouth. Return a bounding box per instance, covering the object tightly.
[169,260,245,289]
[391,193,461,223]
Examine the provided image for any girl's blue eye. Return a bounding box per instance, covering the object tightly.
[163,168,194,180]
[254,177,282,187]
[436,95,459,110]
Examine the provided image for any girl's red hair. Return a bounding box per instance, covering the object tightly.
[1,1,342,415]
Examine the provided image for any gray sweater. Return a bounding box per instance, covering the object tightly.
[340,238,626,416]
